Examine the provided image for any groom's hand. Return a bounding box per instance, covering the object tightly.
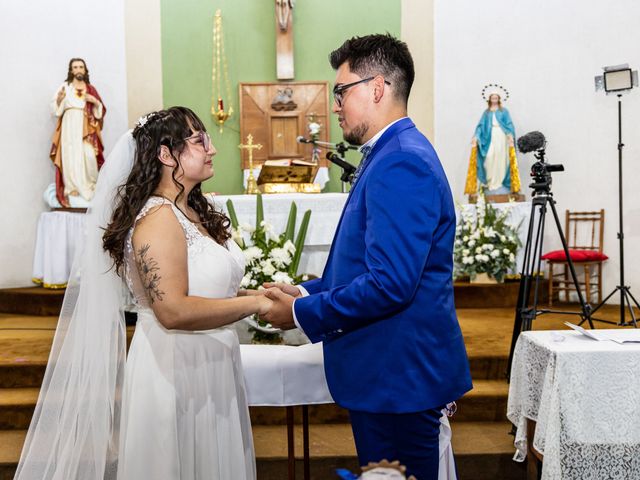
[260,287,296,330]
[263,282,302,298]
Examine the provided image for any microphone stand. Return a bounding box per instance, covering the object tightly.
[297,137,358,192]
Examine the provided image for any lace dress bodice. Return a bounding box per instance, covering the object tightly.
[124,197,245,311]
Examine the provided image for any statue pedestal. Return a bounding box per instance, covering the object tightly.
[468,192,525,203]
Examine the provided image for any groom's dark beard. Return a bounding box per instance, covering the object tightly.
[344,122,369,146]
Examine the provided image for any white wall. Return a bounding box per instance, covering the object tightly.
[0,0,128,287]
[435,0,640,304]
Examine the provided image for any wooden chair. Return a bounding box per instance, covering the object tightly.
[543,209,607,306]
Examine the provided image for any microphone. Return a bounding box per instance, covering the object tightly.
[517,131,546,153]
[296,136,313,144]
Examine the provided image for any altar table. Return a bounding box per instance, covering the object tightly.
[31,193,348,288]
[209,193,347,277]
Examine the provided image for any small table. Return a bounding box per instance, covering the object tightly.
[507,330,640,479]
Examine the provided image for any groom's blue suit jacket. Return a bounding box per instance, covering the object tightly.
[295,118,472,413]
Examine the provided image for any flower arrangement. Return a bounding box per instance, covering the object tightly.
[454,191,521,283]
[226,194,311,343]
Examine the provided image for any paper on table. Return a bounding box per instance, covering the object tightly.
[564,321,640,344]
[564,322,607,341]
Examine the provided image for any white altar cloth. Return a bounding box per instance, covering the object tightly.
[210,193,347,276]
[456,201,531,273]
[31,193,348,288]
[508,329,640,479]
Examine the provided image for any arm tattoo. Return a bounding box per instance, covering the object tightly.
[136,244,165,304]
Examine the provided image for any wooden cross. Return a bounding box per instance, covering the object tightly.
[275,0,294,80]
[238,134,263,194]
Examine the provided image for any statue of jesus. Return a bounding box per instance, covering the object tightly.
[50,58,106,207]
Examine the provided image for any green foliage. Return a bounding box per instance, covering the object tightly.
[226,195,313,343]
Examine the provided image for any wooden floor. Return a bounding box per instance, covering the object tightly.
[0,299,637,479]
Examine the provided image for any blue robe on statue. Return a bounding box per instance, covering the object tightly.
[474,108,515,190]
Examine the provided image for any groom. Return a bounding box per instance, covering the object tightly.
[262,33,472,479]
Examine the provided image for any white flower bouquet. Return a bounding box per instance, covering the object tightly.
[226,194,311,342]
[454,191,521,283]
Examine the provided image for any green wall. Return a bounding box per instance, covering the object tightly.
[161,0,401,194]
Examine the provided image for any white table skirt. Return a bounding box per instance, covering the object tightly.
[507,330,640,479]
[456,201,531,273]
[239,342,457,479]
[32,211,85,288]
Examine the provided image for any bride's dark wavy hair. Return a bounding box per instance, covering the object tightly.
[103,106,231,275]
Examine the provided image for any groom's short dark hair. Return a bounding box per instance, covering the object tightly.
[329,33,415,106]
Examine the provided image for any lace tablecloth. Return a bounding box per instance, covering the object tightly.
[507,330,640,479]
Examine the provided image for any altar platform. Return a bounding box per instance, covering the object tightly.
[1,283,633,480]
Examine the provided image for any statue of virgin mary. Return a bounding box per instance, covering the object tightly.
[465,84,521,196]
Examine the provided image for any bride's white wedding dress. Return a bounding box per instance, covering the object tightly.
[117,197,256,479]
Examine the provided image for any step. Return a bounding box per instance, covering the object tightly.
[0,316,135,388]
[0,388,39,430]
[454,280,549,308]
[0,429,25,480]
[0,422,525,480]
[456,379,509,422]
[0,287,64,316]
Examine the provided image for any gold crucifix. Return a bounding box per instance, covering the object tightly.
[238,134,263,194]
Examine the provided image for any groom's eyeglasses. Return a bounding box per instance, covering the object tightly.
[333,76,391,108]
[184,131,212,152]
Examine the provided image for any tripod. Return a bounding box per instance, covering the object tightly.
[507,151,594,377]
[589,94,640,327]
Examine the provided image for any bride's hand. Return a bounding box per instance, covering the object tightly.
[255,295,273,316]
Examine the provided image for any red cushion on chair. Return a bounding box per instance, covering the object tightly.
[541,249,609,262]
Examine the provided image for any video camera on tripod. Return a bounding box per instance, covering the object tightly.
[517,131,564,193]
[507,130,595,378]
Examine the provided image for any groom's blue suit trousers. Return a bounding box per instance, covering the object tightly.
[348,407,445,480]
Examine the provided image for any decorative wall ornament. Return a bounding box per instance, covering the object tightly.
[211,9,233,133]
[271,87,297,111]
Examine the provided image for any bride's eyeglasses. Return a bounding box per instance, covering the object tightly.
[184,131,212,151]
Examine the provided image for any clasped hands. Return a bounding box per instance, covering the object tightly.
[240,282,302,330]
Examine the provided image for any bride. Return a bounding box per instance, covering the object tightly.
[15,107,269,479]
